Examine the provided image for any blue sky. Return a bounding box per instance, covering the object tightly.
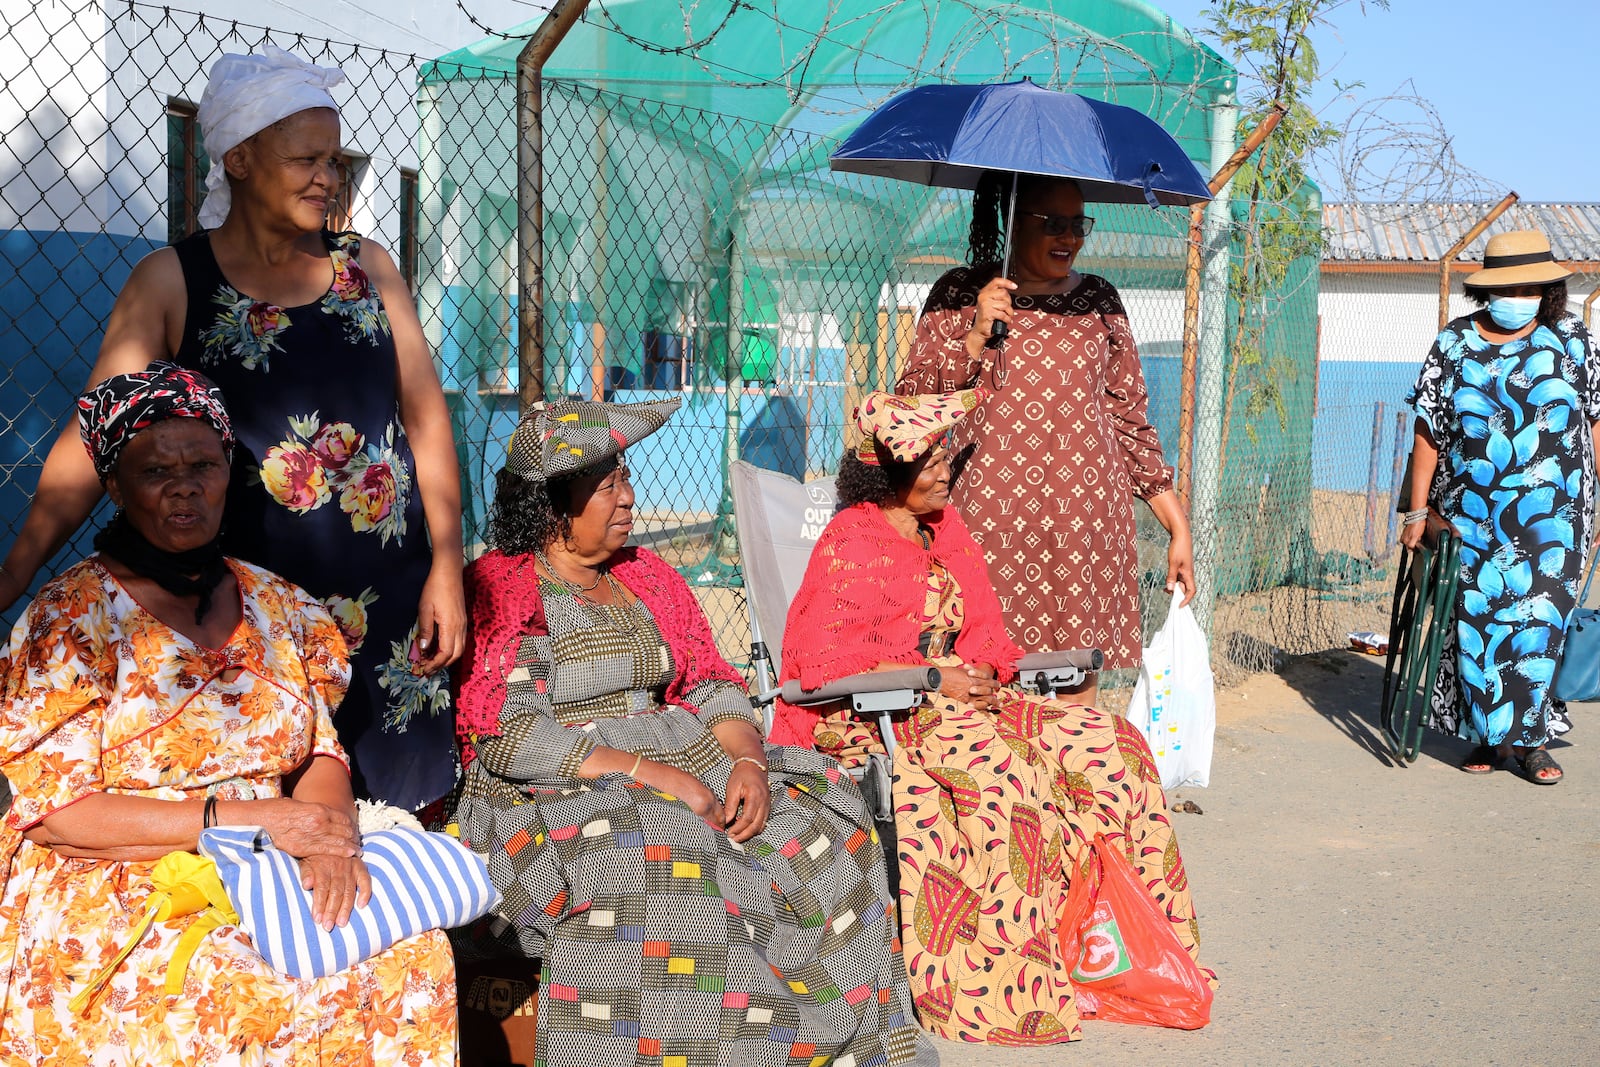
[1160,0,1599,203]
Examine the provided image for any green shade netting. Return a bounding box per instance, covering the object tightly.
[415,0,1322,604]
[416,0,1239,387]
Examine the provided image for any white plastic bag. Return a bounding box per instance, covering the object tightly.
[1125,585,1215,790]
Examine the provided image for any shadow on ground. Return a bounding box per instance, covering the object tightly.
[1275,647,1482,771]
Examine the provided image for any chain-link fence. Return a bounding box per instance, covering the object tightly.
[2,0,1469,697]
[1,0,431,611]
[418,0,1342,695]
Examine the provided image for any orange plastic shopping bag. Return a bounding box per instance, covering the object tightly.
[1056,832,1213,1029]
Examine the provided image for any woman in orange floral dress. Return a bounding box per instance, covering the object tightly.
[0,48,464,812]
[0,366,456,1064]
[773,391,1212,1047]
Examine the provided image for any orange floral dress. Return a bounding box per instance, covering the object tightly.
[814,555,1210,1045]
[0,558,457,1065]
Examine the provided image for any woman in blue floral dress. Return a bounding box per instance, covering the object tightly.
[1403,230,1599,784]
[0,50,464,810]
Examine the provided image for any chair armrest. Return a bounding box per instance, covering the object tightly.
[1016,649,1103,672]
[780,666,941,706]
[1014,648,1102,696]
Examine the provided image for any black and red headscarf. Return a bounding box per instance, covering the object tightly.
[76,361,234,480]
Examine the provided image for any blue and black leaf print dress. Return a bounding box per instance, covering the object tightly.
[172,229,454,810]
[1409,314,1599,748]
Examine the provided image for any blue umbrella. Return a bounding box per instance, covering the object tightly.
[829,79,1212,340]
[829,78,1212,207]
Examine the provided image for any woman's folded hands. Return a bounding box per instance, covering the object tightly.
[942,661,998,711]
[237,796,371,930]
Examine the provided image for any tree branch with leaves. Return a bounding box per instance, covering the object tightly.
[1197,0,1388,471]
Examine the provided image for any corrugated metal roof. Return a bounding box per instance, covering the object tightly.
[1322,202,1600,263]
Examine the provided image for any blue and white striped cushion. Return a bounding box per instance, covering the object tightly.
[200,825,499,980]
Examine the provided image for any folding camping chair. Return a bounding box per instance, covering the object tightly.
[729,459,1105,807]
[1379,514,1460,762]
[729,460,933,830]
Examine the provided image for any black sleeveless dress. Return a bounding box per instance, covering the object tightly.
[172,229,455,810]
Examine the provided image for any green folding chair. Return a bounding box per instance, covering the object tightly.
[1380,518,1460,763]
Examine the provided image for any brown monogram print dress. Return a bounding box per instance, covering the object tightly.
[898,266,1174,665]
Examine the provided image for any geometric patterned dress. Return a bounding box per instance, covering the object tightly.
[449,564,936,1067]
[1410,314,1599,747]
[0,558,458,1065]
[811,542,1210,1045]
[171,230,453,811]
[898,266,1175,664]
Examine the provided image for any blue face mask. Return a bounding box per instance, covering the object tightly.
[1487,295,1540,330]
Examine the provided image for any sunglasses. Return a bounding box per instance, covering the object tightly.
[1020,212,1095,238]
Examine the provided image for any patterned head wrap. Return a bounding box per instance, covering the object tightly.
[197,46,345,229]
[506,398,681,483]
[77,362,235,480]
[853,389,980,466]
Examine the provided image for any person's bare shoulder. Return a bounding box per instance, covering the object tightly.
[122,244,185,298]
[95,245,187,380]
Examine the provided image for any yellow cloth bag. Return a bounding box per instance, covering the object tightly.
[69,850,239,1015]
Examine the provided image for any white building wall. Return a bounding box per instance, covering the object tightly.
[4,0,547,248]
[0,1,109,233]
[1319,270,1600,365]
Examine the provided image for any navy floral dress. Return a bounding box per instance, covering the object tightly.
[172,229,454,809]
[1409,314,1599,748]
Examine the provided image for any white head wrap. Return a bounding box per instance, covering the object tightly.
[196,46,345,229]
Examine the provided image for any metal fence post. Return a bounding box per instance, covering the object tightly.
[1189,94,1237,635]
[1363,401,1386,558]
[517,0,590,410]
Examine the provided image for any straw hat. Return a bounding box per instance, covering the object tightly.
[1465,230,1571,290]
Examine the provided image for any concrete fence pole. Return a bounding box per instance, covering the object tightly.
[1189,95,1238,634]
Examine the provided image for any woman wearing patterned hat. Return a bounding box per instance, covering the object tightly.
[0,363,457,1063]
[1403,229,1597,784]
[0,47,464,812]
[448,398,935,1067]
[772,390,1212,1046]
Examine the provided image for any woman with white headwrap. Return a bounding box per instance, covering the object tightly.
[0,47,465,812]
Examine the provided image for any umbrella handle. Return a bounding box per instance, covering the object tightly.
[991,173,1018,346]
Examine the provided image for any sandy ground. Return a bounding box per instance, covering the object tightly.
[932,649,1600,1067]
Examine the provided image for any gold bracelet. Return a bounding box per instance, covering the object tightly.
[628,753,643,778]
[731,756,768,774]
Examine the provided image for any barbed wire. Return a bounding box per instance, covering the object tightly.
[113,0,430,65]
[561,0,1221,120]
[590,0,744,55]
[454,0,537,41]
[1324,80,1506,204]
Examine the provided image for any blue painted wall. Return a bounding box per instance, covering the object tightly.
[0,229,157,625]
[1310,361,1419,494]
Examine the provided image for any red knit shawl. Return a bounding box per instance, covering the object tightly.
[454,546,744,759]
[770,503,1022,748]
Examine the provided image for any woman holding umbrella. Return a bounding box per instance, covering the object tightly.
[896,170,1192,687]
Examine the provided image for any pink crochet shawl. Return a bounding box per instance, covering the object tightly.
[454,547,744,760]
[770,503,1022,748]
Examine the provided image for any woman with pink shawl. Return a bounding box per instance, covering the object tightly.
[446,398,934,1067]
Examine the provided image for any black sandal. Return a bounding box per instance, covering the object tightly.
[1460,744,1501,774]
[1519,749,1563,785]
